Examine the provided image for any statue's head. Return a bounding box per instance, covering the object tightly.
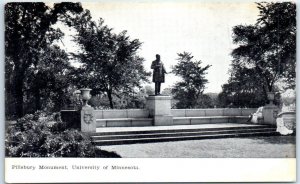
[156,54,160,60]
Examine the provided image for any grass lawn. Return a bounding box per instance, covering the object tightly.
[99,135,295,158]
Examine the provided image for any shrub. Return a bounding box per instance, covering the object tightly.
[5,111,119,157]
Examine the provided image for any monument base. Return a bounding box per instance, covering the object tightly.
[146,95,173,126]
[154,115,173,126]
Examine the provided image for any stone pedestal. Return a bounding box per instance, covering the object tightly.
[262,104,279,126]
[81,106,96,133]
[276,111,296,135]
[146,95,173,126]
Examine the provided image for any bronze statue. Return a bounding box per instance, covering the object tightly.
[151,54,166,95]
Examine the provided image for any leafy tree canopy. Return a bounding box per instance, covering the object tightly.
[5,2,83,118]
[220,2,295,108]
[218,63,268,108]
[70,12,150,108]
[171,52,211,109]
[231,2,296,91]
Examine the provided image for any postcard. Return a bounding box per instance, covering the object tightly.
[4,0,296,183]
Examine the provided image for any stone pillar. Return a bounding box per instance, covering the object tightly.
[81,106,96,133]
[146,95,173,126]
[262,104,279,126]
[79,88,96,133]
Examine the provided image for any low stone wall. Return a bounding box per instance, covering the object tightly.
[94,109,150,119]
[94,109,151,127]
[61,108,257,130]
[171,108,256,117]
[93,108,256,119]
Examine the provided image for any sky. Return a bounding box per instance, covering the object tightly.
[60,0,260,93]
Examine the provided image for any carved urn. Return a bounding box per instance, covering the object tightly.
[80,88,92,107]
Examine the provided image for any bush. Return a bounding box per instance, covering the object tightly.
[5,111,119,157]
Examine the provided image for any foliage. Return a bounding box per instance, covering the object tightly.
[6,111,108,157]
[144,85,155,96]
[6,111,93,157]
[25,46,76,112]
[220,2,295,108]
[161,88,172,96]
[205,93,220,108]
[218,63,281,108]
[171,52,211,108]
[5,2,83,118]
[89,86,151,109]
[218,64,268,108]
[231,2,296,92]
[89,95,111,109]
[118,86,155,109]
[124,86,155,108]
[195,94,214,108]
[280,89,296,107]
[70,12,150,109]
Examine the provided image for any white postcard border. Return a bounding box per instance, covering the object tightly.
[5,158,296,183]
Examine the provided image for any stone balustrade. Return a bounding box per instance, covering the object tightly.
[171,108,256,117]
[94,109,150,119]
[62,107,257,131]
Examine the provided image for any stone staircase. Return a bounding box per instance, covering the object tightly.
[91,123,279,145]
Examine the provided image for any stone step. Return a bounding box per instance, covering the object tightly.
[173,116,250,125]
[92,124,271,136]
[91,127,276,141]
[91,124,279,145]
[92,131,279,145]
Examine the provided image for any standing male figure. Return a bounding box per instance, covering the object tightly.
[151,54,167,95]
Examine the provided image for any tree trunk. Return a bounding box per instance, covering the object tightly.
[35,88,41,111]
[34,72,42,111]
[107,90,114,109]
[15,89,24,118]
[14,73,25,118]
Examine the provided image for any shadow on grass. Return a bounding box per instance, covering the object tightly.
[251,135,296,145]
[95,148,122,158]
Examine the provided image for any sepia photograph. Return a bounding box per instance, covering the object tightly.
[4,0,296,182]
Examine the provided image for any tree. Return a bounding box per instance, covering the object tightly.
[219,2,295,108]
[218,61,282,108]
[171,52,211,108]
[161,88,172,96]
[205,93,220,108]
[125,85,154,109]
[71,14,150,108]
[25,45,74,112]
[5,2,83,117]
[196,94,214,108]
[144,85,155,96]
[218,64,268,108]
[231,2,296,93]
